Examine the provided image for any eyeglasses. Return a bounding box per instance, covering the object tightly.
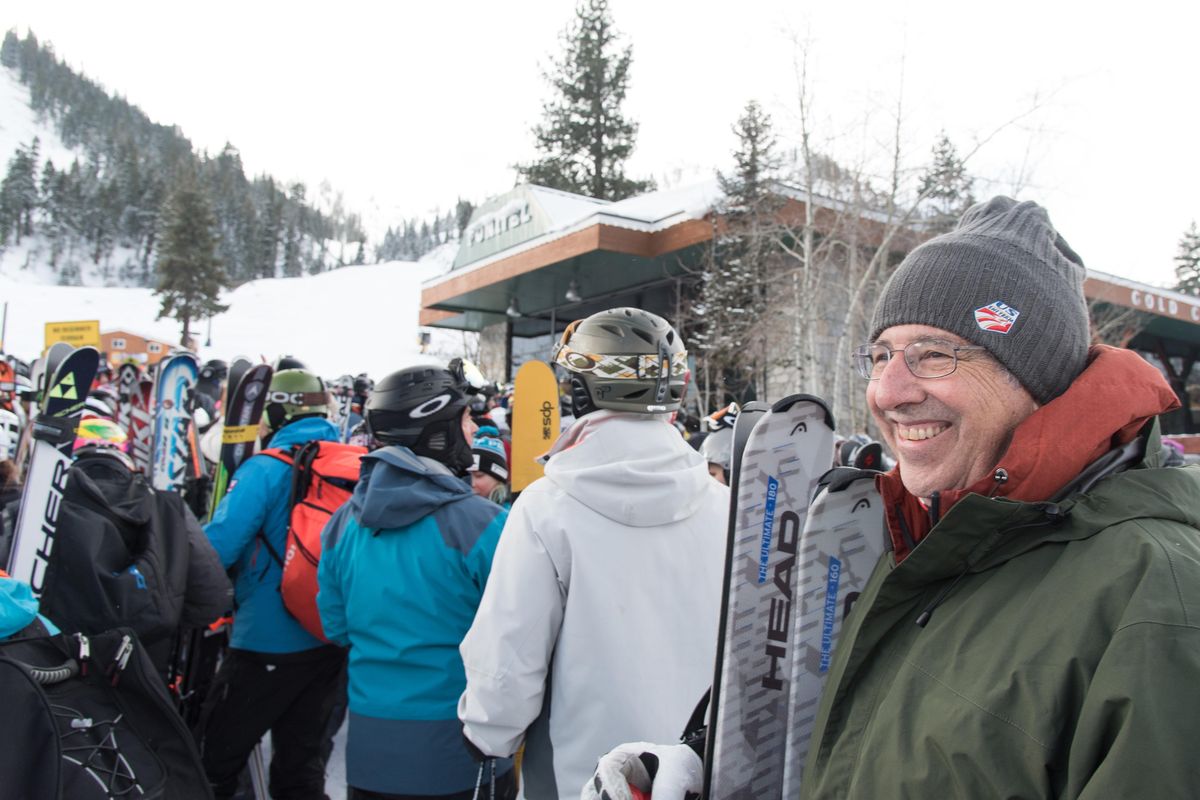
[852,339,987,381]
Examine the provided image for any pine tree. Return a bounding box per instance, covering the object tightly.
[1176,221,1200,296]
[517,0,652,200]
[691,101,783,406]
[154,175,229,345]
[918,132,975,232]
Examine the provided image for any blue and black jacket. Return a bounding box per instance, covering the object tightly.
[317,445,511,796]
[205,416,339,653]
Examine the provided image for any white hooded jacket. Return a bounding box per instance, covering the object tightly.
[458,410,727,799]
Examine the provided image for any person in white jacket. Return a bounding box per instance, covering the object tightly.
[457,308,728,800]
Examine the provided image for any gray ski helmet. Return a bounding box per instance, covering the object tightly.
[366,360,474,471]
[552,307,688,415]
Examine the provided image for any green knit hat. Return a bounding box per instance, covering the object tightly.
[870,196,1089,405]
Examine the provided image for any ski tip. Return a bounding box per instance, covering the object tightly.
[769,394,835,430]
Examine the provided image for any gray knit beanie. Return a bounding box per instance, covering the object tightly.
[869,196,1089,405]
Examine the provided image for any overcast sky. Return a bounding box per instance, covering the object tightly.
[7,1,1198,286]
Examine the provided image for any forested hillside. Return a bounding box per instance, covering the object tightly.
[0,29,368,286]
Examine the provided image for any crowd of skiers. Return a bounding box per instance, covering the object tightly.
[2,193,1199,800]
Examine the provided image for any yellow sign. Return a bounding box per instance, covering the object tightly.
[510,360,561,493]
[45,320,101,351]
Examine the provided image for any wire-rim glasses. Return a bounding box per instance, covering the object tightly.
[853,339,988,381]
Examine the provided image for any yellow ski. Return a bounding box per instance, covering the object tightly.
[510,360,560,493]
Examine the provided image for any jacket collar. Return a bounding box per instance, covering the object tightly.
[879,345,1179,561]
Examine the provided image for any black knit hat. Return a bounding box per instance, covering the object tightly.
[870,196,1089,405]
[469,434,509,483]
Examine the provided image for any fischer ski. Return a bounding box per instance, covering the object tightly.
[7,346,100,597]
[151,353,199,492]
[780,467,887,796]
[703,395,835,800]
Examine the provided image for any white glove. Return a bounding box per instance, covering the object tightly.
[581,742,703,800]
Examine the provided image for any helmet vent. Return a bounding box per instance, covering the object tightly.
[631,328,654,345]
[666,330,675,345]
[599,324,624,337]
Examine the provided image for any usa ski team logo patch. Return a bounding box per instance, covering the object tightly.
[974,301,1020,334]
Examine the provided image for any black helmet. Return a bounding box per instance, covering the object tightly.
[200,359,229,383]
[273,354,308,371]
[366,360,473,472]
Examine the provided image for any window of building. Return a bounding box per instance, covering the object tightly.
[147,342,162,354]
[111,338,126,350]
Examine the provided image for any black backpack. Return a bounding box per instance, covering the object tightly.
[38,455,192,672]
[0,625,212,799]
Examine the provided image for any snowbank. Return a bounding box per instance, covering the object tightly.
[0,260,454,379]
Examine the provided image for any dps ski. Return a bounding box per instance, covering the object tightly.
[7,346,100,597]
[151,353,199,492]
[703,395,835,800]
[780,467,887,796]
[510,360,560,494]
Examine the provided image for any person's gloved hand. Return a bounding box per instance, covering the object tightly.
[581,742,702,800]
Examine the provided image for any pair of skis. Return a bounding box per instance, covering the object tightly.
[702,395,889,800]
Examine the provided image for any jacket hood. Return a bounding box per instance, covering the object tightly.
[880,345,1180,559]
[349,445,474,530]
[0,575,40,639]
[266,416,341,450]
[67,456,152,527]
[542,410,715,527]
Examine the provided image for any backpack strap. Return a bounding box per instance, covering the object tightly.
[255,445,300,569]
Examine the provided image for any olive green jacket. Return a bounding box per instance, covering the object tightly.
[801,423,1200,799]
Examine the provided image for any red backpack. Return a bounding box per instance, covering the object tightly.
[262,440,366,641]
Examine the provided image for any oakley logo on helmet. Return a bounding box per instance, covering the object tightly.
[411,393,453,419]
[974,301,1020,334]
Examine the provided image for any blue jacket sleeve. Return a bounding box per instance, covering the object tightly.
[204,457,273,569]
[316,503,353,647]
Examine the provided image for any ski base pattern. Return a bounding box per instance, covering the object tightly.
[703,395,835,800]
[151,353,199,492]
[780,466,887,797]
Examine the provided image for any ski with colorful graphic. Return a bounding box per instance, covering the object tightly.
[510,360,560,493]
[780,466,887,797]
[7,346,100,597]
[115,362,141,434]
[127,372,155,474]
[703,395,836,800]
[151,353,199,492]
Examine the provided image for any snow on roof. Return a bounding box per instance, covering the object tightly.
[427,179,723,288]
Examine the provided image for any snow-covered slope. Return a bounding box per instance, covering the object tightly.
[0,259,462,379]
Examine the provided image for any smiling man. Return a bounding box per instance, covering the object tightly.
[584,197,1200,800]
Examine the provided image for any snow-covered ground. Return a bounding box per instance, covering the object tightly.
[0,255,471,380]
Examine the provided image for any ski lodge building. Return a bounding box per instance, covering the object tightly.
[420,182,1200,439]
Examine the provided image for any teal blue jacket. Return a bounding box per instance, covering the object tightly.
[318,445,511,795]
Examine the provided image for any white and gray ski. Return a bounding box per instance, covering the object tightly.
[703,395,835,800]
[780,467,888,796]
